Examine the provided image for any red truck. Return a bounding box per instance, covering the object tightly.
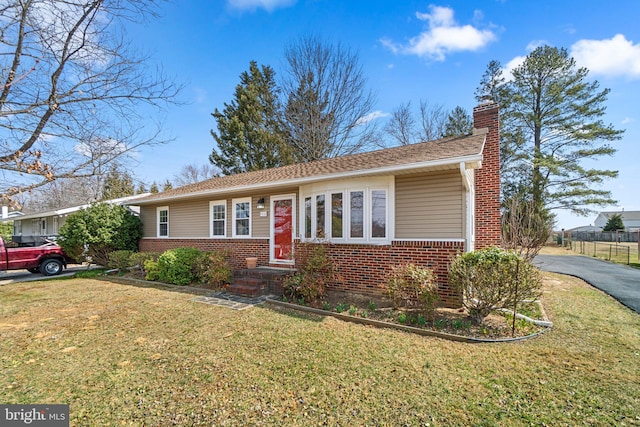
[0,237,70,276]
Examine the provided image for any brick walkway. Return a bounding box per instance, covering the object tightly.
[192,292,276,310]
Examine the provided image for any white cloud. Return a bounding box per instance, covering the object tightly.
[621,117,635,124]
[526,40,547,51]
[356,110,388,126]
[381,5,496,61]
[227,0,295,12]
[571,34,640,79]
[502,55,526,81]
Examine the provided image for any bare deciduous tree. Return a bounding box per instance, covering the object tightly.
[173,163,220,187]
[0,0,180,205]
[383,102,416,146]
[417,99,447,142]
[382,99,450,146]
[281,35,377,161]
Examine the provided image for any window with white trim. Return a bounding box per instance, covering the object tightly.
[301,178,391,243]
[233,198,251,237]
[210,201,226,237]
[157,206,169,238]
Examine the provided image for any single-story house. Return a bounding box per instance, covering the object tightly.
[0,206,24,221]
[594,210,640,232]
[11,193,150,246]
[130,101,501,307]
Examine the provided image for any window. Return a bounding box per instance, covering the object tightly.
[210,201,226,237]
[349,191,364,238]
[157,206,169,238]
[233,198,251,237]
[316,194,325,238]
[331,192,343,238]
[304,197,312,239]
[371,190,387,238]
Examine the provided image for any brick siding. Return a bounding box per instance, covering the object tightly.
[473,102,501,248]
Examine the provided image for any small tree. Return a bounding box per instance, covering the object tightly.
[502,196,553,262]
[603,214,624,232]
[58,203,142,266]
[0,221,13,242]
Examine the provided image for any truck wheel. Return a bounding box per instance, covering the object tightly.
[40,259,63,276]
[28,268,40,274]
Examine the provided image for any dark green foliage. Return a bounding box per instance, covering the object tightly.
[448,247,542,325]
[443,106,473,137]
[192,250,232,288]
[101,164,134,201]
[210,61,293,175]
[155,247,203,285]
[283,243,338,303]
[58,203,142,266]
[603,214,624,231]
[107,250,134,270]
[477,47,623,214]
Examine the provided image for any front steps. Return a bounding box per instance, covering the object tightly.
[226,267,293,297]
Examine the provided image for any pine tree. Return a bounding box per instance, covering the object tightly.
[603,214,624,231]
[210,61,292,175]
[443,106,473,137]
[477,46,624,215]
[101,165,135,201]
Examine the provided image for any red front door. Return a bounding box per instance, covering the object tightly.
[273,198,293,262]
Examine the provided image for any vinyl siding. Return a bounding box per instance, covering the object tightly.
[140,189,299,239]
[395,170,464,239]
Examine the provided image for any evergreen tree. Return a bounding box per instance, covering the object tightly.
[477,46,623,215]
[443,106,473,137]
[101,165,135,201]
[210,61,292,175]
[161,180,173,192]
[603,214,624,231]
[149,182,159,193]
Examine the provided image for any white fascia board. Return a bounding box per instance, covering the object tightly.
[134,154,483,205]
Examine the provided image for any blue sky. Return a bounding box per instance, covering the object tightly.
[126,0,639,229]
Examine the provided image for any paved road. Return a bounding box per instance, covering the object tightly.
[0,265,88,285]
[534,255,640,314]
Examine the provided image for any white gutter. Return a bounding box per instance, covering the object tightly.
[134,154,483,205]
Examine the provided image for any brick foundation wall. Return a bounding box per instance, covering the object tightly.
[295,240,464,308]
[473,102,501,248]
[139,238,271,270]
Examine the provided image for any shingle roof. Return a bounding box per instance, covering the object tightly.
[134,129,487,205]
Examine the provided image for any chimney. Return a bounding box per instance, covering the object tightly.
[1,205,8,220]
[473,101,501,248]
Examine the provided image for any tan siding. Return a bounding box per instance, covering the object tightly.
[169,200,209,237]
[395,170,464,239]
[140,189,299,239]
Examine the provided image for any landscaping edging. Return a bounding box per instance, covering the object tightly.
[265,298,552,343]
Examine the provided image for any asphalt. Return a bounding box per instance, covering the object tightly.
[534,255,640,314]
[0,265,90,285]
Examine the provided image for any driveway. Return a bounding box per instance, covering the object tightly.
[0,265,89,285]
[534,255,640,314]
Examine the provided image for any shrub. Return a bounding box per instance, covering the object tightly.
[156,247,203,285]
[448,247,543,325]
[58,203,142,266]
[107,250,134,270]
[144,260,160,281]
[283,243,338,303]
[130,252,161,271]
[193,250,232,288]
[384,264,439,320]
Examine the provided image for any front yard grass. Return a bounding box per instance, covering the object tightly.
[1,274,639,426]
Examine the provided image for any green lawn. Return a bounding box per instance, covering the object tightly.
[1,275,639,426]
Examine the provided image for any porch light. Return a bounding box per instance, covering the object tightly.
[257,197,266,209]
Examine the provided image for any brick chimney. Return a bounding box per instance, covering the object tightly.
[473,101,501,248]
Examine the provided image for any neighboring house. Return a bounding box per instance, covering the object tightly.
[0,206,25,221]
[11,193,150,246]
[131,102,501,307]
[594,211,640,232]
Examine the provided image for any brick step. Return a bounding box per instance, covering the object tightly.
[227,277,266,297]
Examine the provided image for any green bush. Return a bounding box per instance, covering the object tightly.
[107,250,134,270]
[384,264,439,320]
[448,247,542,325]
[58,203,142,266]
[192,250,232,288]
[283,243,338,303]
[144,259,160,281]
[130,252,160,271]
[155,247,203,285]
